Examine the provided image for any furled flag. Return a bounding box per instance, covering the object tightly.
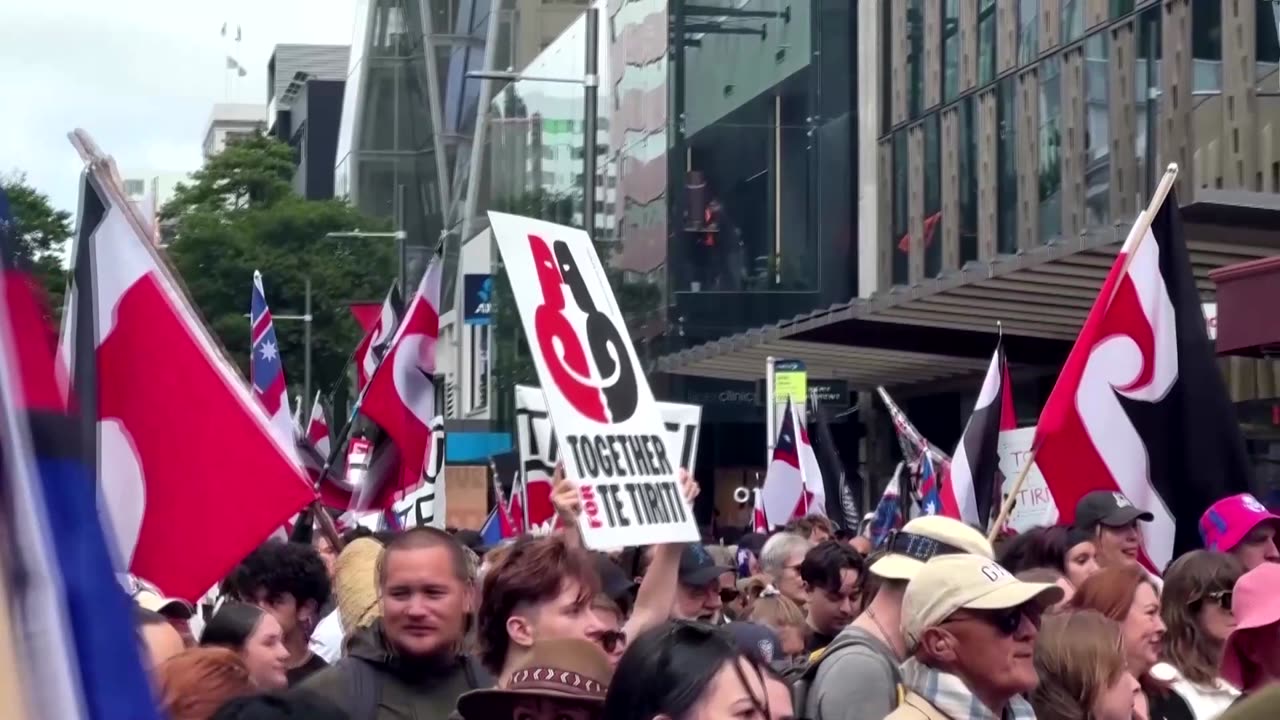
[752,488,768,532]
[479,508,503,547]
[353,284,403,392]
[1034,188,1251,571]
[795,402,827,519]
[251,271,296,448]
[306,391,331,457]
[915,451,942,516]
[61,132,315,601]
[940,341,1010,528]
[809,396,858,529]
[876,385,952,466]
[868,462,907,547]
[0,188,162,720]
[761,397,806,527]
[356,257,442,508]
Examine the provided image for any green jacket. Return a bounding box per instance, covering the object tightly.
[300,620,491,720]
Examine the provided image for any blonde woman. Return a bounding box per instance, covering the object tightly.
[748,590,808,661]
[1031,610,1140,720]
[1153,551,1244,718]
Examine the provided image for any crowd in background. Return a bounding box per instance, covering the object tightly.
[124,468,1280,720]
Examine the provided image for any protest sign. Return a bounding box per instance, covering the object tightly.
[489,212,700,548]
[997,427,1061,531]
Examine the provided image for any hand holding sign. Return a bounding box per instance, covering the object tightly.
[490,212,701,549]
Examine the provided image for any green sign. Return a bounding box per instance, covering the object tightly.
[773,359,807,405]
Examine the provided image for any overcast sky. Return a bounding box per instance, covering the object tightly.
[0,0,358,214]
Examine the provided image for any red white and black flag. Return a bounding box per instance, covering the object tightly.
[942,340,1011,529]
[1034,189,1251,572]
[354,283,403,392]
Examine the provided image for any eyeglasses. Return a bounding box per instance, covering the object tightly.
[720,588,741,604]
[591,629,627,654]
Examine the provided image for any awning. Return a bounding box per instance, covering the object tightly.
[655,197,1279,389]
[1211,256,1280,357]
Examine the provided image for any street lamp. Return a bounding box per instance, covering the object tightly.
[324,229,410,297]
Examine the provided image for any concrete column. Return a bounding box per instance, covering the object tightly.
[959,0,979,92]
[977,87,999,259]
[998,0,1018,73]
[908,124,926,282]
[1041,0,1061,52]
[1061,45,1085,238]
[1161,0,1194,198]
[1109,20,1138,221]
[858,0,884,298]
[941,106,961,270]
[892,1,909,125]
[925,0,943,110]
[1016,68,1040,249]
[1221,0,1258,190]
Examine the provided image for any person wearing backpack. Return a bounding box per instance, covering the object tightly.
[301,528,491,719]
[799,517,994,720]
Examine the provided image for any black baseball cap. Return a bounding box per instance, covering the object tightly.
[593,553,636,603]
[1074,490,1155,529]
[679,544,731,587]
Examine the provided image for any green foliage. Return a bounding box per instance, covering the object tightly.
[488,188,662,428]
[164,132,396,411]
[2,172,72,318]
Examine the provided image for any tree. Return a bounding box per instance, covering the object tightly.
[2,172,72,316]
[488,188,662,429]
[164,132,397,414]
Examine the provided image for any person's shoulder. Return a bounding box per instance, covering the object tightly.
[818,627,893,668]
[884,691,940,720]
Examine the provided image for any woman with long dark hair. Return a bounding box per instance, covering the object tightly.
[603,621,793,720]
[1153,550,1244,718]
[201,603,290,690]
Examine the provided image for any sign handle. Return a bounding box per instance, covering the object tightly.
[987,448,1036,543]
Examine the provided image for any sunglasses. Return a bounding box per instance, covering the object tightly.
[720,588,741,603]
[592,629,627,654]
[1195,590,1233,612]
[949,604,1039,636]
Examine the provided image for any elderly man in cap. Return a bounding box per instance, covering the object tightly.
[803,516,994,720]
[671,544,733,623]
[1073,490,1154,569]
[885,554,1062,720]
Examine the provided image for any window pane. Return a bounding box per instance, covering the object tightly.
[943,0,960,101]
[1257,0,1280,90]
[1063,0,1084,43]
[1192,0,1222,92]
[892,131,910,284]
[1136,8,1161,204]
[1110,0,1135,18]
[908,0,924,117]
[1039,57,1062,243]
[979,0,997,85]
[1018,0,1039,65]
[997,77,1018,254]
[925,114,942,277]
[1084,32,1111,227]
[959,97,979,263]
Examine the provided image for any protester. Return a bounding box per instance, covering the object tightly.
[1016,567,1075,610]
[1072,565,1194,720]
[201,603,292,690]
[790,514,835,543]
[748,591,809,661]
[313,533,339,581]
[602,621,794,720]
[997,524,1100,588]
[1201,494,1280,571]
[724,620,786,665]
[209,689,350,720]
[130,575,199,647]
[158,647,256,720]
[1074,491,1155,568]
[1152,550,1245,718]
[1219,562,1280,698]
[309,534,387,664]
[302,527,490,719]
[737,532,768,577]
[224,539,333,685]
[1217,684,1280,720]
[1031,610,1139,720]
[136,606,189,676]
[587,593,630,667]
[885,553,1062,720]
[477,534,607,684]
[672,543,733,623]
[456,638,612,720]
[804,515,995,720]
[760,532,812,605]
[800,540,865,652]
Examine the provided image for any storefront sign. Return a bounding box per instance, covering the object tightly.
[489,212,699,548]
[463,274,493,325]
[808,380,849,409]
[773,359,807,404]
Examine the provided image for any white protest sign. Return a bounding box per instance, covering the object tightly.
[997,427,1061,532]
[489,212,700,548]
[516,384,702,492]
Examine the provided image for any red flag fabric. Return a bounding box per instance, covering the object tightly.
[349,302,382,334]
[357,258,441,507]
[353,286,402,392]
[67,161,315,601]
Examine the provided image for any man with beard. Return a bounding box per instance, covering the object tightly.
[302,528,490,719]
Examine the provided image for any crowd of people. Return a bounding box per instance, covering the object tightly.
[124,468,1280,720]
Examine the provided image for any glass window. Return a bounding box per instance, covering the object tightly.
[1018,0,1039,65]
[892,131,910,285]
[1192,0,1223,92]
[908,0,924,117]
[1063,0,1084,42]
[979,0,998,85]
[924,114,942,277]
[959,97,979,263]
[1039,57,1062,243]
[1110,0,1135,18]
[997,77,1018,254]
[881,0,893,133]
[1084,32,1111,227]
[943,0,961,101]
[1257,0,1280,90]
[469,324,489,412]
[1136,8,1161,203]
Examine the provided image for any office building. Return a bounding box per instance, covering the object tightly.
[202,103,267,157]
[267,44,351,199]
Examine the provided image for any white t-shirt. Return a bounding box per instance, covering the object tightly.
[308,609,344,664]
[1150,662,1240,720]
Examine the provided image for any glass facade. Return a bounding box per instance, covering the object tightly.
[1038,57,1061,242]
[997,76,1017,254]
[1084,31,1110,227]
[1018,0,1039,65]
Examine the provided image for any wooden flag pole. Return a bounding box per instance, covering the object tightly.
[987,163,1181,544]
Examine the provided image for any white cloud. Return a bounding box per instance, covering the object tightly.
[0,0,358,213]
